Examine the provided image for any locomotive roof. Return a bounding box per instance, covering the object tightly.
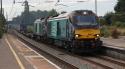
[56,12,70,18]
[49,10,96,20]
[34,10,96,22]
[34,19,41,23]
[48,13,70,21]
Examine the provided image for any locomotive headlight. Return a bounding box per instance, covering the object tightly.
[95,34,100,40]
[96,34,100,37]
[75,34,79,38]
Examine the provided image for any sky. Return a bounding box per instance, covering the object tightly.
[3,0,117,21]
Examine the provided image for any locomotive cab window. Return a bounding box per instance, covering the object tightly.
[74,16,98,26]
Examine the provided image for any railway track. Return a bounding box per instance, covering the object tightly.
[76,55,125,69]
[11,30,125,69]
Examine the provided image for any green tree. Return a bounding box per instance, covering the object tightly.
[12,9,59,25]
[103,0,125,26]
[48,9,59,17]
[61,11,67,14]
[114,0,125,13]
[0,14,6,38]
[104,12,114,25]
[114,0,125,22]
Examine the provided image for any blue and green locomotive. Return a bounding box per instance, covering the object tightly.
[33,10,102,53]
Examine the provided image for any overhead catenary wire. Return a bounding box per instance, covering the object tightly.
[8,0,18,20]
[8,0,15,21]
[8,0,24,20]
[9,2,14,16]
[53,0,90,7]
[9,0,93,20]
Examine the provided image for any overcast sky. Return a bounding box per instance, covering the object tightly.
[3,0,117,20]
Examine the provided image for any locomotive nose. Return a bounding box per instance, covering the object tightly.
[74,29,100,39]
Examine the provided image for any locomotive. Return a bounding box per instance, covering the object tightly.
[33,10,102,53]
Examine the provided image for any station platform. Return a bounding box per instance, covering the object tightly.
[0,34,60,69]
[101,36,125,49]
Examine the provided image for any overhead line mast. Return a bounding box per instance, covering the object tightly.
[0,0,2,15]
[95,0,97,15]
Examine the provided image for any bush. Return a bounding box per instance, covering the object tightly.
[113,22,125,28]
[27,25,33,33]
[0,29,3,38]
[101,26,111,37]
[122,32,125,36]
[111,28,120,39]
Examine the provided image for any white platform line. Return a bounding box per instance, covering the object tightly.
[17,39,62,69]
[5,38,25,69]
[24,56,38,69]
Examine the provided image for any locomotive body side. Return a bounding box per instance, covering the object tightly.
[46,10,102,53]
[33,19,47,40]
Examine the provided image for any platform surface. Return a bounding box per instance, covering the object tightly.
[0,34,60,69]
[101,36,125,49]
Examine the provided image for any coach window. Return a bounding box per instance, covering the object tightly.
[57,21,61,36]
[35,23,37,32]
